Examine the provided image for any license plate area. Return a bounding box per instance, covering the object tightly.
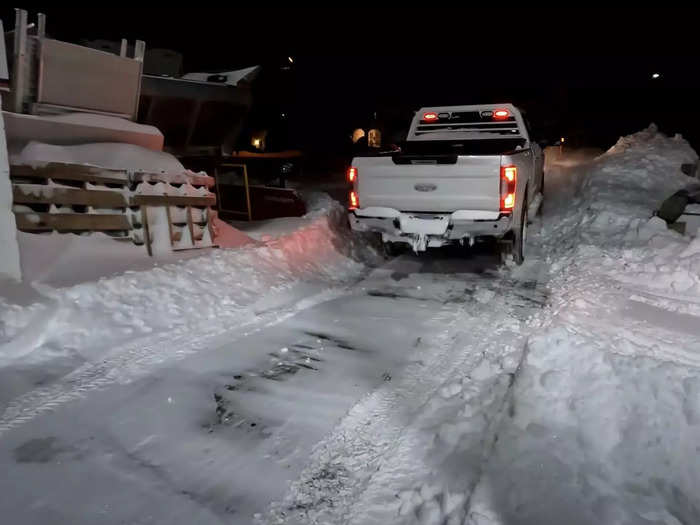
[399,215,449,235]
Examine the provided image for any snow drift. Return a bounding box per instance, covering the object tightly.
[467,126,700,525]
[0,203,372,363]
[11,140,185,173]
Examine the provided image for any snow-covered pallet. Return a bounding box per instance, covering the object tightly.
[9,161,217,254]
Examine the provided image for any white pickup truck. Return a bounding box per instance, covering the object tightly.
[347,103,544,264]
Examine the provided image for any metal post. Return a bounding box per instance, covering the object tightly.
[119,39,127,57]
[243,165,253,221]
[131,40,146,121]
[133,40,146,62]
[37,13,46,39]
[11,9,28,113]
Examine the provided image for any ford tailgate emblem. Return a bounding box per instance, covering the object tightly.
[414,183,437,192]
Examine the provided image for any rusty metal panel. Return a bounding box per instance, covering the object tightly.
[37,39,142,118]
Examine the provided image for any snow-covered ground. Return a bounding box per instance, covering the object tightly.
[1,126,699,525]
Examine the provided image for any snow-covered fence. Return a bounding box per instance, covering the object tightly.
[9,161,216,255]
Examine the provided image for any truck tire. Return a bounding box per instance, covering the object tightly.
[512,203,527,265]
[498,197,527,265]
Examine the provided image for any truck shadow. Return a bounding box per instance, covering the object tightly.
[388,242,502,276]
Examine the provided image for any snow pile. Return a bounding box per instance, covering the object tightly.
[465,128,700,524]
[36,113,162,136]
[542,125,696,253]
[11,141,185,174]
[210,216,258,249]
[0,203,370,363]
[542,126,700,298]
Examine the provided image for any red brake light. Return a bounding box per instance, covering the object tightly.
[500,165,517,211]
[423,112,438,122]
[493,109,510,120]
[347,166,358,182]
[503,166,516,182]
[349,190,359,210]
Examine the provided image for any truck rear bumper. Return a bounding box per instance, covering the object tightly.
[349,208,512,249]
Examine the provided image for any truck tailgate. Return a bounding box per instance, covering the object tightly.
[354,155,501,212]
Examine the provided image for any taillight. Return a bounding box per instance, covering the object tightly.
[347,166,358,182]
[422,112,438,122]
[493,109,510,120]
[349,190,359,210]
[500,165,517,212]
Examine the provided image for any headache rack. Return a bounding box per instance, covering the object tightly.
[408,105,525,142]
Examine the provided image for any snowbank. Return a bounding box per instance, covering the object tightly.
[14,232,201,289]
[12,141,185,173]
[466,126,700,524]
[541,125,699,295]
[37,113,162,135]
[0,203,370,363]
[210,216,258,248]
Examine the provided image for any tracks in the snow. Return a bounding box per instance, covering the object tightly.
[262,264,549,525]
[0,286,355,439]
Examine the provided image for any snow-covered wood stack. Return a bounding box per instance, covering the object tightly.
[9,161,216,255]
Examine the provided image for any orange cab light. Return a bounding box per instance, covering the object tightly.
[349,190,359,210]
[423,112,438,121]
[493,109,510,120]
[347,166,358,182]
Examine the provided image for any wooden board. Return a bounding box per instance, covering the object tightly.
[13,185,128,207]
[12,163,214,189]
[130,194,216,207]
[11,163,129,185]
[14,212,130,231]
[38,39,142,117]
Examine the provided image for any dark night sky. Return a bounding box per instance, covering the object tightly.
[4,8,700,151]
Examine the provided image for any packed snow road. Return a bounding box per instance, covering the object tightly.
[2,128,700,525]
[0,241,546,525]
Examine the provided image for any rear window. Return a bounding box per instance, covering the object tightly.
[402,138,527,156]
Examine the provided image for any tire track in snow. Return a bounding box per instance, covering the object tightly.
[551,275,700,370]
[0,285,356,438]
[262,266,548,525]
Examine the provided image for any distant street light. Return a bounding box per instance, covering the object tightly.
[652,72,660,79]
[288,56,294,64]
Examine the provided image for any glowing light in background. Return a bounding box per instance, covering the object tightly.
[351,128,366,143]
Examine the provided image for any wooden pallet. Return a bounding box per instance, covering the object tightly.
[10,162,217,255]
